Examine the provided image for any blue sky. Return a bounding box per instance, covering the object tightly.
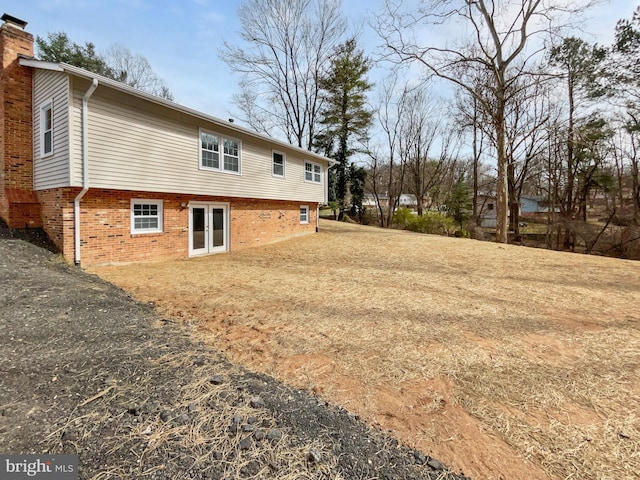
[8,0,639,127]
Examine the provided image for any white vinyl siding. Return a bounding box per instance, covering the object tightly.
[33,70,71,190]
[67,83,329,203]
[130,199,163,233]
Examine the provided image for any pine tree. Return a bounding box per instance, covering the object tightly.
[316,38,373,218]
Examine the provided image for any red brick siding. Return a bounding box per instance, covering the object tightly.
[0,22,39,227]
[38,188,317,265]
[37,187,79,259]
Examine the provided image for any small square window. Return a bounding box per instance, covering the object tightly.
[273,151,285,177]
[300,205,309,224]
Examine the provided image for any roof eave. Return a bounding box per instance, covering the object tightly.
[19,58,334,164]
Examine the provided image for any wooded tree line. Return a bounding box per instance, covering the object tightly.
[220,0,640,258]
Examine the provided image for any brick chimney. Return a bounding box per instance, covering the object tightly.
[0,13,41,228]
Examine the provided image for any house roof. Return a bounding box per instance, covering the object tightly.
[18,56,334,164]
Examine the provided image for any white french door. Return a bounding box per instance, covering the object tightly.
[189,203,229,256]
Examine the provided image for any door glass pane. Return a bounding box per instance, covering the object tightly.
[192,208,205,250]
[212,208,224,247]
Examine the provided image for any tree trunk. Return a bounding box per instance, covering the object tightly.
[508,160,521,242]
[495,98,509,243]
[564,76,576,249]
[631,137,640,225]
[472,103,479,225]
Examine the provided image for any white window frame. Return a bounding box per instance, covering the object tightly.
[272,150,286,178]
[130,199,163,234]
[199,128,242,175]
[40,100,53,158]
[300,205,309,224]
[304,160,322,184]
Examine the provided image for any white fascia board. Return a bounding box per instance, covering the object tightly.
[21,58,333,165]
[18,57,63,71]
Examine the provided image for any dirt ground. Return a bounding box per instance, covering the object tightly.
[0,224,463,479]
[93,220,640,480]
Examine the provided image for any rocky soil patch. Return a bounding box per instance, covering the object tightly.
[0,226,466,479]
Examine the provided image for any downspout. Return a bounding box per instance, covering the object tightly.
[74,78,99,266]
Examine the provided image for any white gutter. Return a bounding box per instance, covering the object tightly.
[74,78,99,266]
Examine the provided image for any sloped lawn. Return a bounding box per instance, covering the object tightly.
[92,220,640,480]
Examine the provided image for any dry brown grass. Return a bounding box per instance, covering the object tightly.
[92,220,640,480]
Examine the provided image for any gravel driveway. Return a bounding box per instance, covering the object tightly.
[0,227,467,479]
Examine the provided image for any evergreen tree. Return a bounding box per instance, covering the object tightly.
[36,31,112,77]
[348,163,367,220]
[447,175,472,228]
[36,32,173,100]
[317,38,373,218]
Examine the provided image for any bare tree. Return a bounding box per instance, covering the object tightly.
[454,73,492,224]
[364,75,409,227]
[401,84,460,216]
[376,0,597,243]
[220,0,345,150]
[504,76,550,240]
[104,44,173,100]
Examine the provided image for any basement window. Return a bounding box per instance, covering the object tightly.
[40,101,53,157]
[300,205,309,224]
[131,199,163,234]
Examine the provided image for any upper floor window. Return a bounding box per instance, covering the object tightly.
[199,129,241,174]
[40,101,53,157]
[131,199,163,234]
[305,161,322,183]
[272,151,285,177]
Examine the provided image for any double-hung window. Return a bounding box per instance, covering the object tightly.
[300,205,309,224]
[200,132,219,169]
[272,151,285,177]
[40,101,53,157]
[304,161,322,183]
[131,199,163,234]
[200,129,241,174]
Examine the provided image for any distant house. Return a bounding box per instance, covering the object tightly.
[476,195,497,228]
[477,194,552,227]
[363,193,428,211]
[398,194,418,208]
[520,195,546,214]
[0,14,332,266]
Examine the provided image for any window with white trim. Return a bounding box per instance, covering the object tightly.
[40,101,53,157]
[272,150,285,177]
[300,205,309,224]
[131,199,163,234]
[304,161,321,183]
[200,129,241,174]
